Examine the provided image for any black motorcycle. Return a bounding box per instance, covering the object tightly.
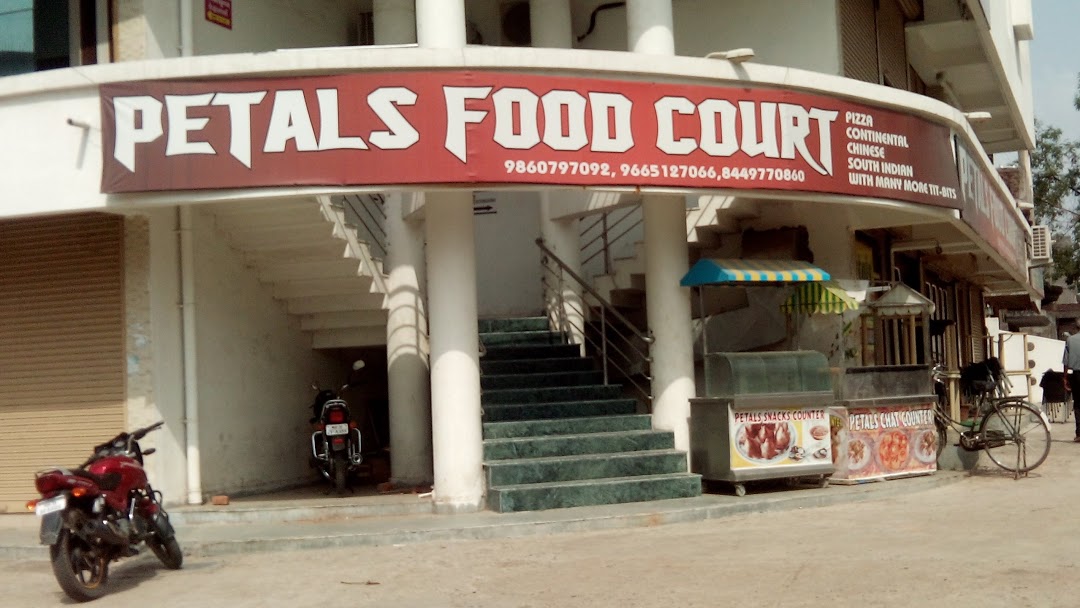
[309,361,365,493]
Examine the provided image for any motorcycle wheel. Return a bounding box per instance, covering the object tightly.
[333,452,349,494]
[51,528,109,602]
[148,535,183,570]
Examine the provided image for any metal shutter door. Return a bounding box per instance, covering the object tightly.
[969,286,986,363]
[877,0,908,89]
[0,213,125,513]
[840,0,878,83]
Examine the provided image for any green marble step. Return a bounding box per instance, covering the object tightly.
[481,370,604,390]
[480,330,564,347]
[483,430,675,460]
[479,317,549,333]
[481,357,593,376]
[483,414,653,439]
[482,399,638,422]
[482,344,581,361]
[485,449,688,486]
[482,384,623,405]
[487,472,703,513]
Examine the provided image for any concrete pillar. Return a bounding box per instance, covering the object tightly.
[626,1,695,455]
[384,193,432,486]
[374,0,431,487]
[530,2,582,349]
[373,0,416,45]
[416,0,465,48]
[425,191,485,512]
[530,0,573,49]
[643,196,695,453]
[626,0,674,55]
[539,192,585,351]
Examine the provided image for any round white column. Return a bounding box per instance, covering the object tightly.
[626,0,674,55]
[373,0,416,45]
[425,192,485,512]
[626,0,695,456]
[530,0,573,49]
[374,0,430,487]
[384,193,433,486]
[416,0,466,48]
[643,195,695,453]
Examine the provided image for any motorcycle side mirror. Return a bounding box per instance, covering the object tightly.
[352,360,365,371]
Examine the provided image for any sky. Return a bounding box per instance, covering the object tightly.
[1032,0,1080,139]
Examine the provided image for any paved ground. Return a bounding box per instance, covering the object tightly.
[3,421,1077,607]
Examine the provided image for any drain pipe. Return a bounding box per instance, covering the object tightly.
[178,207,202,505]
[175,0,202,505]
[177,0,193,57]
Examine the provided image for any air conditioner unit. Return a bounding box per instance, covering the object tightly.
[1031,225,1052,264]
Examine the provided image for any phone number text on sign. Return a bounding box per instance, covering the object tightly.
[504,160,808,183]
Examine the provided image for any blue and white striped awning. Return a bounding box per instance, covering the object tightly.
[680,258,830,286]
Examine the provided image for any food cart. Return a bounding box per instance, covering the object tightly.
[688,351,835,496]
[681,258,838,496]
[828,283,939,483]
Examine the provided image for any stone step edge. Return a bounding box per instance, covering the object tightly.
[482,414,651,433]
[483,429,669,448]
[169,499,434,526]
[487,472,701,492]
[483,384,619,397]
[482,398,638,411]
[483,448,686,468]
[480,357,592,370]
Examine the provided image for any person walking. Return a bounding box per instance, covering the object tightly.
[1063,332,1080,442]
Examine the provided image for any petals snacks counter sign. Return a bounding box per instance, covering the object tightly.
[100,71,961,206]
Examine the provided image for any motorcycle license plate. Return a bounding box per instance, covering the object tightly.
[35,495,66,517]
[325,423,349,436]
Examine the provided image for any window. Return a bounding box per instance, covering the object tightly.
[0,0,100,77]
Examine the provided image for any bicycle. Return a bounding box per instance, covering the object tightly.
[932,360,1051,478]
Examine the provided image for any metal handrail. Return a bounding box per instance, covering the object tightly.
[340,194,388,259]
[536,237,654,406]
[317,195,388,297]
[580,204,642,274]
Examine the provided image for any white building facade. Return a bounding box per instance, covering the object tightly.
[0,0,1039,514]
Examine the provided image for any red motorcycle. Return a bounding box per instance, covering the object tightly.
[26,421,182,602]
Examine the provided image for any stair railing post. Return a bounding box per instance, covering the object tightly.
[602,212,611,276]
[601,305,609,385]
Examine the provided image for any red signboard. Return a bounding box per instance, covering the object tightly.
[956,143,1028,279]
[100,71,961,208]
[205,0,232,29]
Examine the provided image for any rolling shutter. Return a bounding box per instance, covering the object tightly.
[840,0,878,83]
[969,286,986,363]
[0,213,125,513]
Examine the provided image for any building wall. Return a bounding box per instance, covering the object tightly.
[979,0,1035,138]
[124,213,186,504]
[145,208,188,505]
[572,0,841,74]
[192,0,358,55]
[191,207,340,496]
[474,192,544,318]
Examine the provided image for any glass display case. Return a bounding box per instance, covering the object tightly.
[828,365,937,484]
[690,351,835,496]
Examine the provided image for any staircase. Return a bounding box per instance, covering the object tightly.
[206,194,389,349]
[480,317,701,512]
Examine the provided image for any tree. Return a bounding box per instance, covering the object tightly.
[1031,120,1080,284]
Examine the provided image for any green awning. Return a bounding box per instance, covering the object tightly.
[680,258,830,287]
[781,283,860,314]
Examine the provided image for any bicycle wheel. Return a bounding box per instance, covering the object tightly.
[979,401,1050,474]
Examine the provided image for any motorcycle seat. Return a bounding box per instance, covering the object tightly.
[73,468,122,491]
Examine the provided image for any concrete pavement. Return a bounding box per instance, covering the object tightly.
[1,463,966,562]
